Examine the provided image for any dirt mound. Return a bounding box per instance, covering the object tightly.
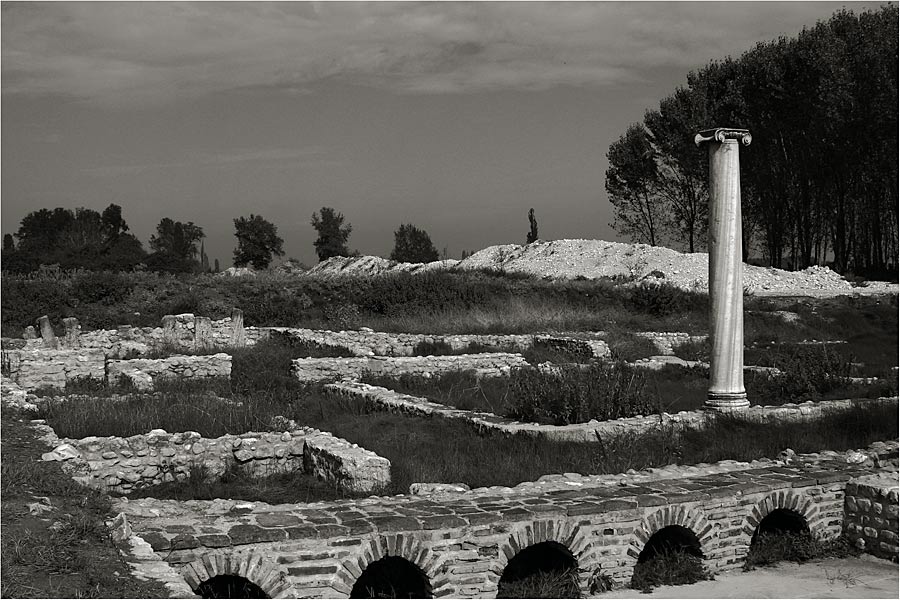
[302,239,897,296]
[305,256,459,278]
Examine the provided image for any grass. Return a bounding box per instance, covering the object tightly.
[630,549,712,592]
[743,532,860,571]
[0,407,171,599]
[497,569,581,599]
[362,362,657,425]
[38,378,898,493]
[1,269,712,338]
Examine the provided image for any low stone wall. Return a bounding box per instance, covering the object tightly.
[292,353,530,383]
[271,327,533,357]
[17,313,267,357]
[107,353,232,383]
[1,348,106,389]
[844,472,899,561]
[635,332,708,355]
[533,335,609,360]
[36,424,390,495]
[325,381,899,443]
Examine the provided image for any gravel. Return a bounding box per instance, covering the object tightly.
[303,239,898,297]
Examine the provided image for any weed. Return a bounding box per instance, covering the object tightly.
[744,532,860,570]
[497,568,581,598]
[630,549,712,592]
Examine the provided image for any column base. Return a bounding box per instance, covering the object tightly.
[704,391,749,412]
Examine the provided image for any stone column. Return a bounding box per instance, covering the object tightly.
[161,315,177,347]
[695,128,752,411]
[194,316,212,351]
[62,317,81,349]
[230,308,246,348]
[36,316,58,349]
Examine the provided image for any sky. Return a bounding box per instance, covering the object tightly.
[1,1,890,267]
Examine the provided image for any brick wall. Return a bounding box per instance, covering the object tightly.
[844,472,899,561]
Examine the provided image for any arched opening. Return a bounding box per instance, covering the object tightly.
[195,574,269,599]
[746,508,814,568]
[350,556,432,599]
[497,540,580,599]
[631,525,709,592]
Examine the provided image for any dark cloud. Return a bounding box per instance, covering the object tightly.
[2,2,875,106]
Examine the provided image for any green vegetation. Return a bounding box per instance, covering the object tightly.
[122,463,362,504]
[233,213,285,270]
[1,269,711,338]
[607,6,897,278]
[497,569,580,599]
[744,532,860,571]
[630,549,712,592]
[390,223,439,263]
[0,408,170,599]
[311,206,352,261]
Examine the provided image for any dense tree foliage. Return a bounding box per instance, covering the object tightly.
[390,223,439,263]
[1,204,147,272]
[311,207,352,262]
[526,208,539,244]
[233,214,285,269]
[147,218,205,273]
[606,6,898,276]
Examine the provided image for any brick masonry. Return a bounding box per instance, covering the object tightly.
[109,443,898,599]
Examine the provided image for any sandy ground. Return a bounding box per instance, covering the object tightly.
[597,555,899,599]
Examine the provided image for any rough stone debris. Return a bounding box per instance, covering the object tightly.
[302,238,899,297]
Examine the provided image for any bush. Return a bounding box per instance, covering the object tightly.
[71,272,133,306]
[745,343,854,402]
[506,363,656,425]
[606,332,659,361]
[627,282,706,317]
[744,533,859,570]
[411,339,454,356]
[630,549,712,592]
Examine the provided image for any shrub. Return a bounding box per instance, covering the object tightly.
[70,272,133,306]
[411,339,454,356]
[745,343,854,402]
[630,549,712,592]
[627,282,706,317]
[497,569,581,599]
[506,363,656,425]
[744,533,859,570]
[606,332,659,361]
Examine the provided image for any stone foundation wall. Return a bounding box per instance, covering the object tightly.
[1,348,106,389]
[325,382,899,443]
[533,335,610,360]
[107,353,232,383]
[292,353,530,383]
[635,332,708,355]
[843,472,899,561]
[37,425,390,495]
[271,327,533,357]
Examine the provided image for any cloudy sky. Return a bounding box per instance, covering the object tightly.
[2,1,887,266]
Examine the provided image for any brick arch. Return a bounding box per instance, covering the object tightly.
[180,551,295,598]
[743,490,820,541]
[332,533,447,597]
[629,505,716,561]
[490,519,592,588]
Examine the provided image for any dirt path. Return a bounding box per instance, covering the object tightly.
[597,555,899,599]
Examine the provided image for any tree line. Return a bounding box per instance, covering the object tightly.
[606,6,897,277]
[2,204,530,273]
